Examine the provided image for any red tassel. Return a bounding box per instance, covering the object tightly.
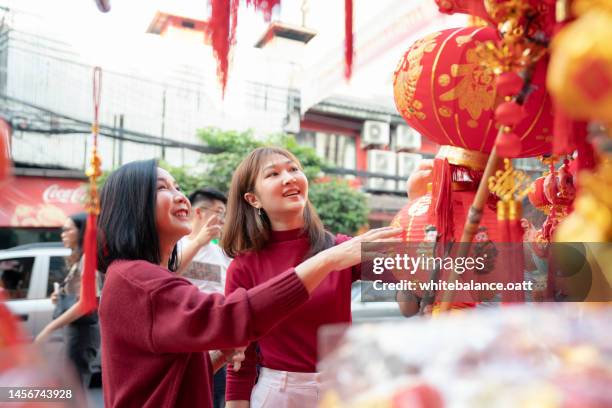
[209,0,239,96]
[246,0,280,21]
[345,0,353,80]
[429,158,453,244]
[79,213,98,314]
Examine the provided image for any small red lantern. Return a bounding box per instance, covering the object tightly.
[393,26,553,157]
[528,176,551,214]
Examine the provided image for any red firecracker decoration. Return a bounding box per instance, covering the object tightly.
[393,27,553,157]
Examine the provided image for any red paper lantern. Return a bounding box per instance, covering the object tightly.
[528,176,550,213]
[391,191,500,243]
[393,27,553,157]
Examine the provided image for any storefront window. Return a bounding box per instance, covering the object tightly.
[297,131,356,170]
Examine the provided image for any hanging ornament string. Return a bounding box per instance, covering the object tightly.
[345,0,353,80]
[80,67,103,315]
[439,0,549,311]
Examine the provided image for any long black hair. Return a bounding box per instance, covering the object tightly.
[97,159,179,273]
[66,212,87,268]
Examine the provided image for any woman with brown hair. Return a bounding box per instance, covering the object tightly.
[94,159,397,408]
[222,147,388,407]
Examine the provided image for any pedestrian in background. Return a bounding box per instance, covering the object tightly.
[35,212,102,390]
[179,187,232,408]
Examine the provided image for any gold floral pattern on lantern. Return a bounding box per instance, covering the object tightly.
[439,47,497,121]
[438,106,452,117]
[455,35,472,47]
[438,74,451,86]
[393,31,441,121]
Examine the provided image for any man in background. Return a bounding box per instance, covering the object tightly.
[179,187,232,408]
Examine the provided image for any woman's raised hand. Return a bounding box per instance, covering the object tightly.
[324,227,403,272]
[294,227,403,294]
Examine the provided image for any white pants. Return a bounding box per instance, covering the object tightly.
[250,367,321,408]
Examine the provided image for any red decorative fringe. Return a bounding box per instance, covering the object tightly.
[246,0,280,21]
[79,213,98,314]
[345,0,353,80]
[210,0,280,95]
[210,0,239,96]
[429,158,453,244]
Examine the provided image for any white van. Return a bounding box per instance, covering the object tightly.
[0,242,71,339]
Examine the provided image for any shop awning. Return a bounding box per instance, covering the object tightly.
[0,176,87,227]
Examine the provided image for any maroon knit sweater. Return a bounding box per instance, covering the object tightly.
[225,229,358,401]
[99,259,309,408]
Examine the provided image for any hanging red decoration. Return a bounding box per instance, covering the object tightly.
[495,71,523,97]
[495,131,521,158]
[495,101,526,126]
[527,176,550,213]
[435,0,556,37]
[209,0,239,96]
[393,26,553,157]
[345,0,353,80]
[79,67,104,315]
[209,0,353,94]
[434,0,493,24]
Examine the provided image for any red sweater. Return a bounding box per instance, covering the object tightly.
[99,259,309,408]
[225,229,358,401]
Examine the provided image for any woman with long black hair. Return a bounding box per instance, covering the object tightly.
[35,212,101,389]
[96,159,399,408]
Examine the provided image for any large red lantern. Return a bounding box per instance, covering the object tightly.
[393,26,553,157]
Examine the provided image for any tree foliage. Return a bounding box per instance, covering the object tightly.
[197,127,368,234]
[309,179,369,235]
[196,128,323,191]
[97,128,370,234]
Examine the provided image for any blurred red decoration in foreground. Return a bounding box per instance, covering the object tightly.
[0,118,10,182]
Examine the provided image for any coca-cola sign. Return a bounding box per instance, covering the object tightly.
[43,184,87,204]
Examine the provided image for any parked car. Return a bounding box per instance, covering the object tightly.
[0,242,101,376]
[350,281,403,322]
[0,242,71,339]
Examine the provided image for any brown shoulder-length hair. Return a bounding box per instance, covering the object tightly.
[221,146,333,258]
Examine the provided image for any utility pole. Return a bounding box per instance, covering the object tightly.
[161,89,166,160]
[118,114,124,166]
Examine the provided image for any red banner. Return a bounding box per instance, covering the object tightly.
[0,177,87,227]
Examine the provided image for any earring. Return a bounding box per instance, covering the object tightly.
[258,207,262,216]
